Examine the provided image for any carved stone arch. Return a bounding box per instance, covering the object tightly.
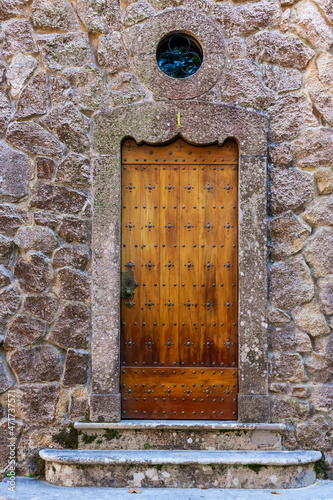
[90,101,269,423]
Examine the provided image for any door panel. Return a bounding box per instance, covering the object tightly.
[121,138,238,419]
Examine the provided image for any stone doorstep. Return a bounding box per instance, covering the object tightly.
[40,449,322,489]
[74,420,287,431]
[75,421,286,451]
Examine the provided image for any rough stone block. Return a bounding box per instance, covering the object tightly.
[14,226,59,253]
[109,73,146,107]
[212,0,280,38]
[312,385,333,411]
[58,216,89,243]
[37,33,93,71]
[40,103,90,154]
[0,286,21,327]
[293,301,330,338]
[291,128,333,169]
[306,55,333,128]
[55,153,90,187]
[15,74,48,119]
[0,0,26,20]
[288,0,333,50]
[316,168,333,195]
[30,184,88,214]
[52,245,89,271]
[55,268,90,302]
[317,276,333,315]
[48,303,90,349]
[2,20,37,58]
[49,76,70,106]
[32,0,80,31]
[269,211,311,261]
[303,194,333,227]
[270,257,314,311]
[8,345,63,383]
[15,384,60,424]
[0,266,10,289]
[270,167,314,215]
[269,93,318,143]
[0,87,12,136]
[305,353,331,384]
[4,315,46,350]
[219,59,274,110]
[6,122,63,157]
[13,253,53,294]
[97,32,131,75]
[270,353,307,383]
[296,416,331,450]
[63,349,89,386]
[0,204,30,234]
[304,228,333,277]
[123,0,155,26]
[268,307,291,324]
[34,212,59,228]
[0,142,34,202]
[271,398,311,422]
[313,0,333,23]
[247,31,315,70]
[6,55,37,97]
[0,353,15,394]
[262,64,302,93]
[291,386,309,398]
[77,0,120,33]
[269,323,311,353]
[63,66,108,112]
[68,386,89,420]
[23,295,59,323]
[36,157,56,180]
[314,335,333,364]
[0,235,13,266]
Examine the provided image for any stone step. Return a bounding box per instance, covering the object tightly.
[74,420,286,451]
[40,449,322,489]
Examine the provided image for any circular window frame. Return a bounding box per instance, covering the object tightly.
[133,8,226,100]
[156,33,203,79]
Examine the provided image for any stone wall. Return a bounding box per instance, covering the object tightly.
[0,0,332,478]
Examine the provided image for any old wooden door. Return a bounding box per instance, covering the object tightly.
[121,138,238,419]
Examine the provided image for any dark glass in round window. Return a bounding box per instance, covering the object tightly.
[156,33,203,79]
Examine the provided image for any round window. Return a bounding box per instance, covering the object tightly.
[156,33,203,79]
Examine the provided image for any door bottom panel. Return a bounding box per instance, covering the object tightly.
[121,368,238,419]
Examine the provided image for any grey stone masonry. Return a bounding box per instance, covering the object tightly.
[0,0,332,482]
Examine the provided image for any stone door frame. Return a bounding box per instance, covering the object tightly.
[90,101,269,423]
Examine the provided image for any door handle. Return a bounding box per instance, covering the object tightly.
[121,261,139,309]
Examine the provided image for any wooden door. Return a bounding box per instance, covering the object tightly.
[121,138,238,420]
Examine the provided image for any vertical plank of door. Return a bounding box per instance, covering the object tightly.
[216,163,238,367]
[198,165,218,367]
[159,165,180,366]
[140,164,160,366]
[179,164,199,366]
[121,163,142,367]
